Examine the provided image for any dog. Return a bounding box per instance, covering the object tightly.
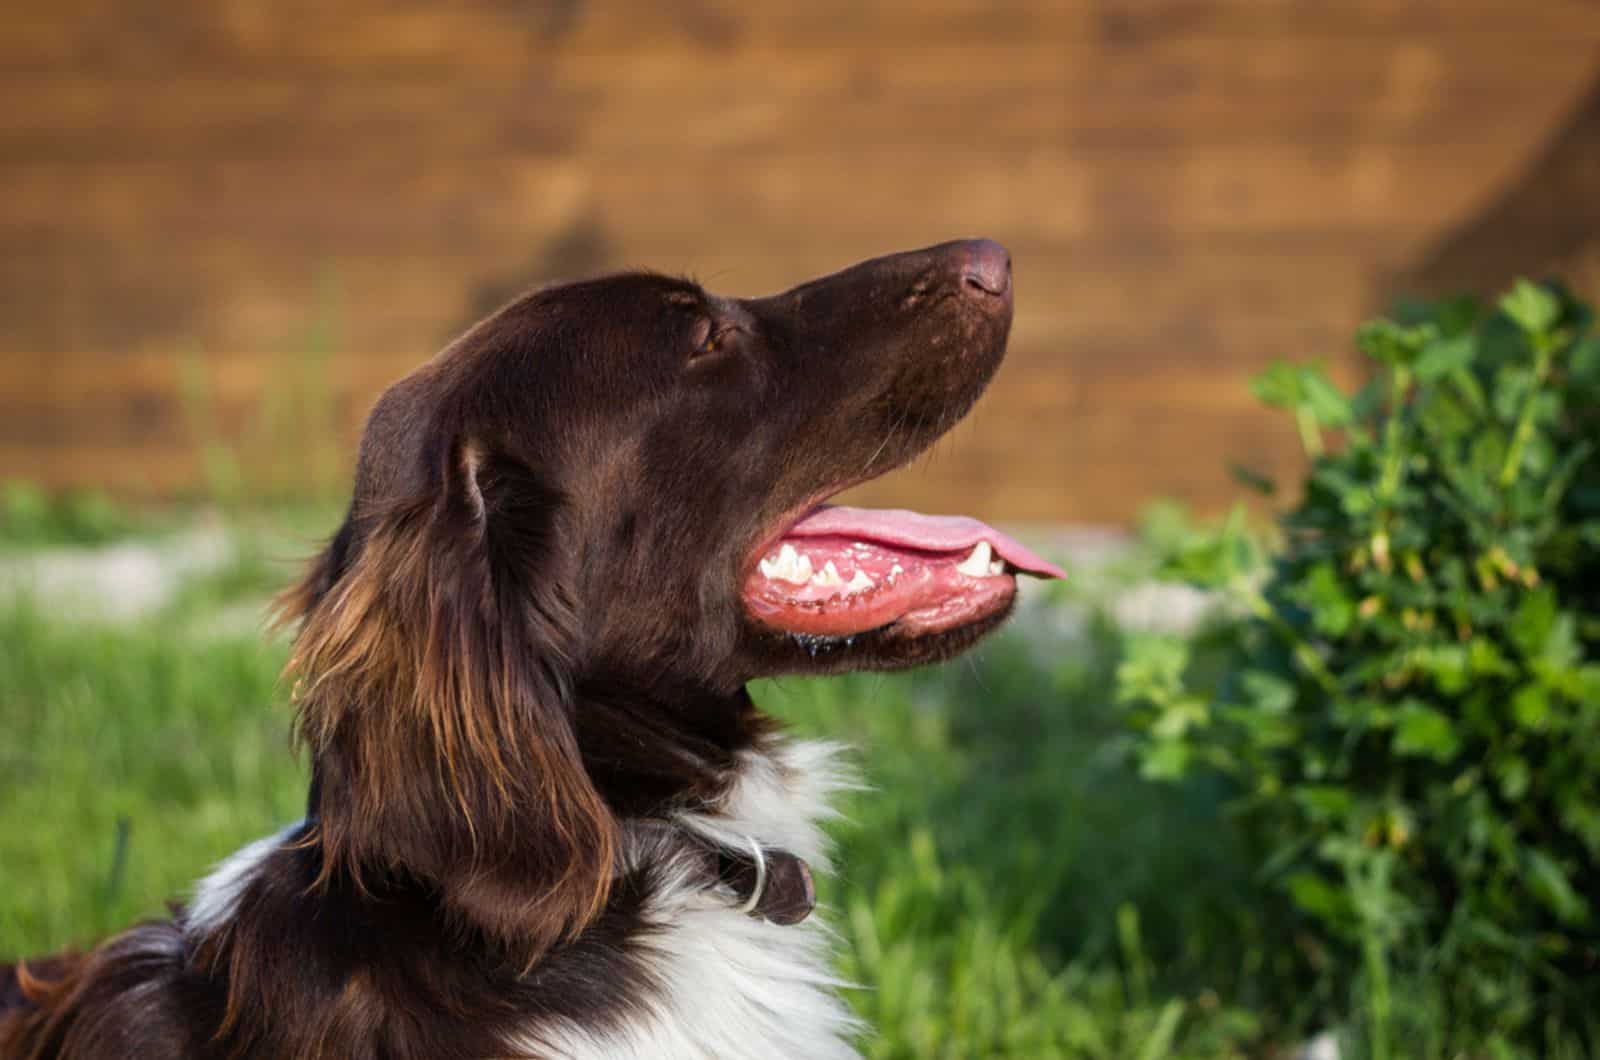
[0,239,1063,1058]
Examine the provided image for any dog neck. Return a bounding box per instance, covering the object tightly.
[571,678,775,819]
[301,680,767,829]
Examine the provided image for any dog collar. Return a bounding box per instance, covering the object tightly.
[632,821,815,926]
[710,836,816,926]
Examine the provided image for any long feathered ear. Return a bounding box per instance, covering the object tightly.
[274,440,616,966]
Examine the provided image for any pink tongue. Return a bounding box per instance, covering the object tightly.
[785,505,1066,580]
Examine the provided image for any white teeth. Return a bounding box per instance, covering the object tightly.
[760,543,814,584]
[813,560,846,589]
[759,546,883,594]
[988,559,1005,575]
[955,540,994,577]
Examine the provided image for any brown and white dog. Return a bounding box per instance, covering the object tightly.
[0,240,1062,1059]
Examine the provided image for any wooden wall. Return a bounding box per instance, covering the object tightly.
[4,0,1599,523]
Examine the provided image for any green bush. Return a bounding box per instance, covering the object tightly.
[1118,281,1600,1057]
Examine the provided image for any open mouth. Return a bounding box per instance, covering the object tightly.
[742,505,1066,639]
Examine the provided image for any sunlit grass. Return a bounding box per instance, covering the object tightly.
[0,599,304,950]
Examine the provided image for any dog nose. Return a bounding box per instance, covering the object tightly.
[957,239,1011,301]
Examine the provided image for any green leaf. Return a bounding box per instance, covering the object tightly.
[1251,360,1302,408]
[1133,1001,1186,1060]
[1357,319,1434,366]
[1413,333,1476,382]
[1240,669,1296,715]
[1293,563,1354,637]
[1561,803,1600,858]
[1286,871,1351,924]
[1139,740,1191,781]
[1418,645,1470,695]
[1493,754,1531,800]
[1538,613,1581,678]
[1524,849,1590,925]
[1155,505,1263,589]
[1510,685,1550,730]
[1509,588,1558,661]
[1499,279,1560,337]
[1392,702,1460,761]
[1115,634,1190,706]
[1449,364,1488,412]
[1468,638,1514,677]
[1150,694,1210,739]
[1299,364,1352,426]
[1294,785,1355,821]
[1572,335,1600,383]
[1576,665,1600,706]
[1225,704,1300,748]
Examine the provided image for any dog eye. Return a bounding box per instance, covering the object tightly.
[688,319,736,365]
[688,316,713,350]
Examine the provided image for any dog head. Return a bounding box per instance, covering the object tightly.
[278,239,1062,961]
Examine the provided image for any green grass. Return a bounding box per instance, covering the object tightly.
[0,601,304,950]
[0,532,1278,1057]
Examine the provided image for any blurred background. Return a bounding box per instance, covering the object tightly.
[4,4,1600,1059]
[4,0,1598,521]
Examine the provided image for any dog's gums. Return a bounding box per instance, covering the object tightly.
[742,504,1066,637]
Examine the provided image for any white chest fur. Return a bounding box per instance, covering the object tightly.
[514,738,863,1060]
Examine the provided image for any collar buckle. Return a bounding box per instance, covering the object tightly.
[715,839,815,926]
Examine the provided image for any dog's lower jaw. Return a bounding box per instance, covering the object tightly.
[749,592,1017,677]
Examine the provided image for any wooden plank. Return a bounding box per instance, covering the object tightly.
[5,44,1588,158]
[0,81,581,162]
[555,2,1600,55]
[7,1,1598,77]
[1,2,571,73]
[1,131,1535,247]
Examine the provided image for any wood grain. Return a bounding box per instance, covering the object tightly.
[3,0,1597,522]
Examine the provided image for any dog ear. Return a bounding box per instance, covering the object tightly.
[276,438,616,965]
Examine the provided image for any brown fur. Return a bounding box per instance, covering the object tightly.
[278,480,616,966]
[1,240,1016,1059]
